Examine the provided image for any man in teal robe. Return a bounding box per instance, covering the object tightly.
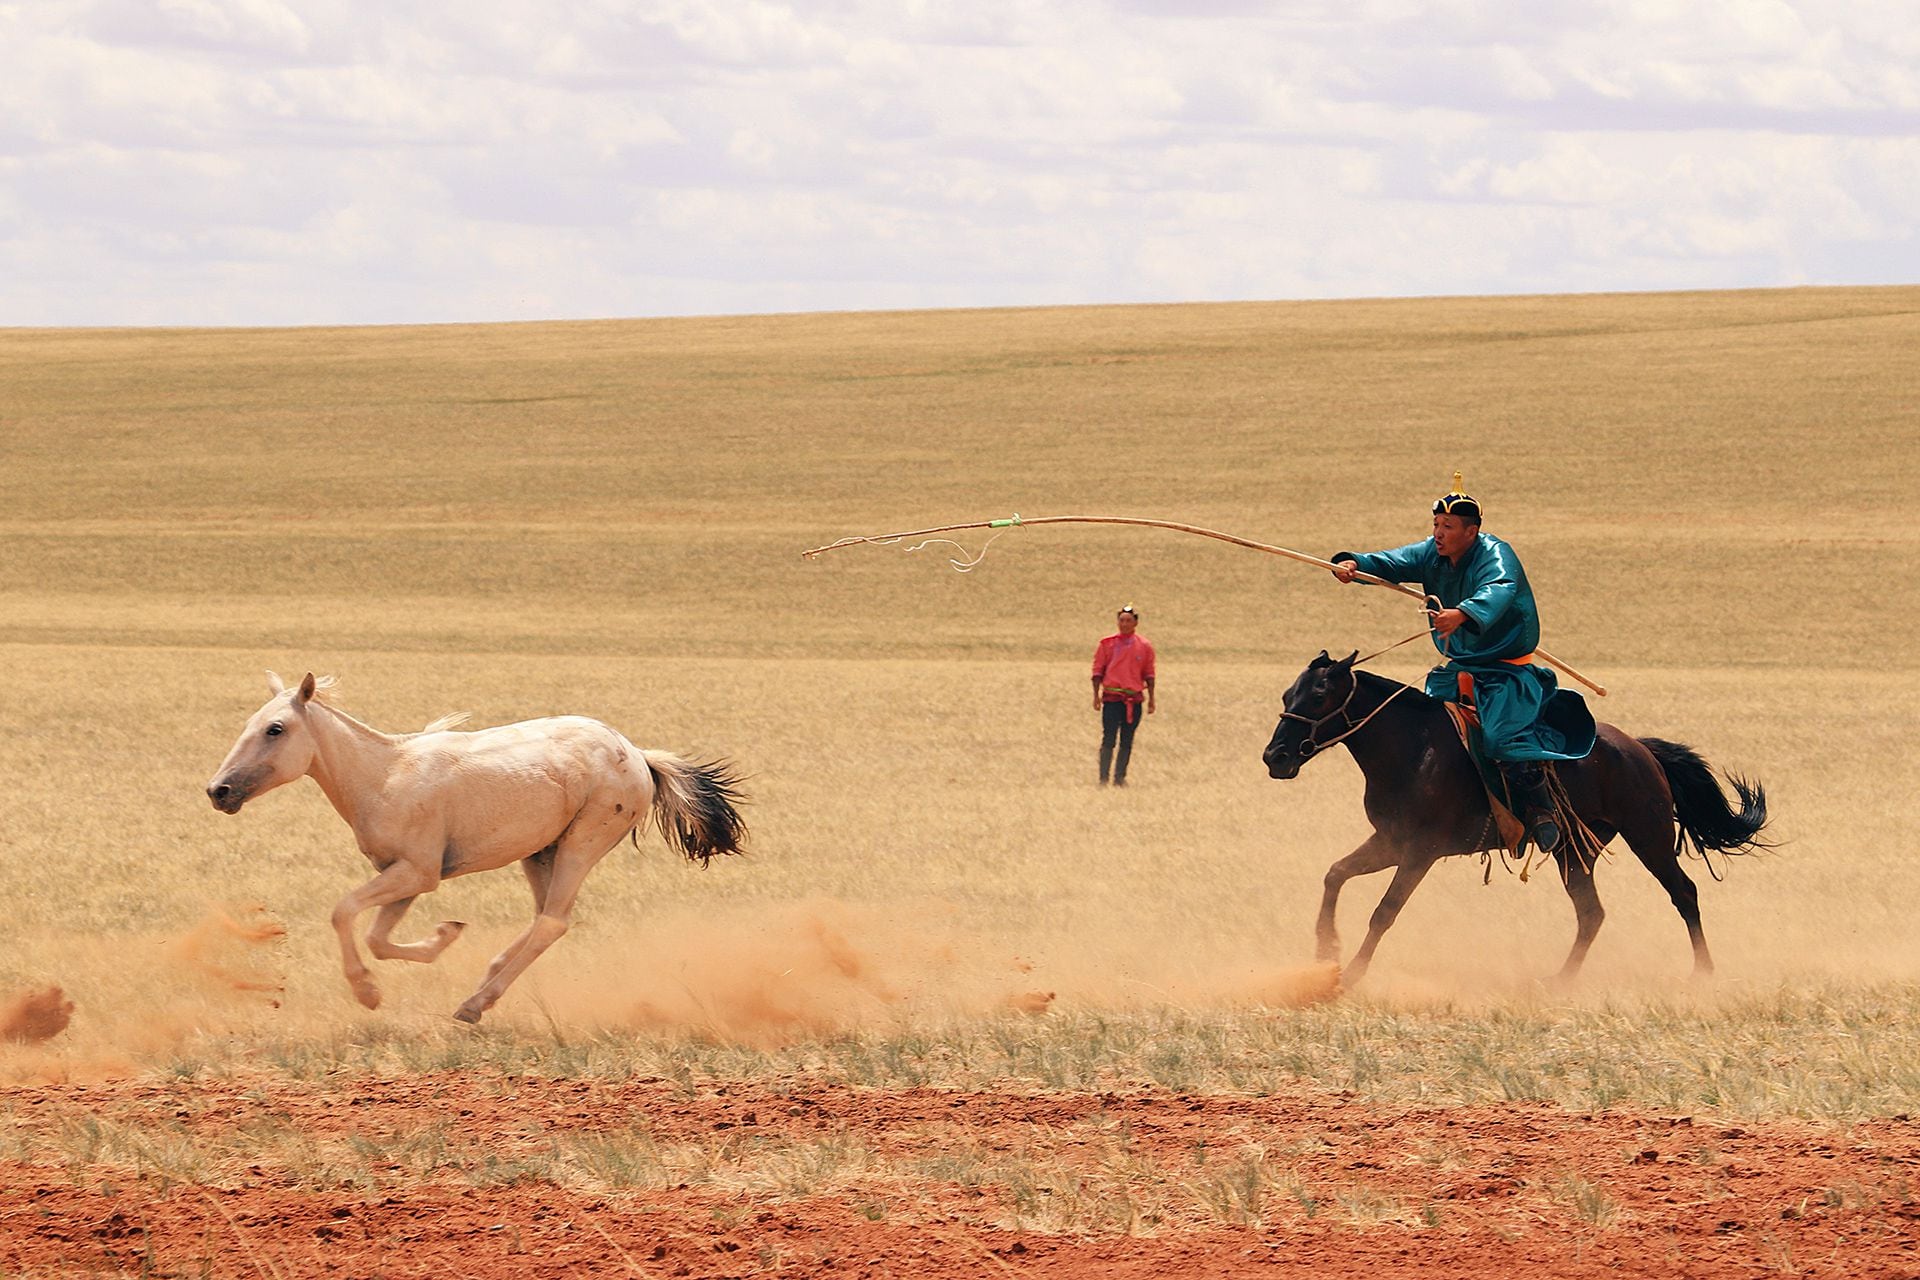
[1330,479,1595,852]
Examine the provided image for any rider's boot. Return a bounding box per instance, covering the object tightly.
[1499,761,1562,853]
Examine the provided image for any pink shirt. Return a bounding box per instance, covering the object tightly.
[1092,634,1156,699]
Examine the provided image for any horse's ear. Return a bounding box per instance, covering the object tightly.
[1340,650,1359,667]
[297,672,317,704]
[1314,649,1330,664]
[265,671,285,695]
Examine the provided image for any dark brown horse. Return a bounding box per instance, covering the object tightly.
[1262,651,1770,985]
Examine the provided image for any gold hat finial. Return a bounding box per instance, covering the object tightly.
[1433,471,1481,518]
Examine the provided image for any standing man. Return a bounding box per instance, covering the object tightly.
[1329,475,1595,851]
[1091,605,1156,786]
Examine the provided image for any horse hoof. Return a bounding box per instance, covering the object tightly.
[438,921,467,943]
[352,982,382,1010]
[452,1004,484,1025]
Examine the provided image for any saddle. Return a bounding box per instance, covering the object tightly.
[1442,702,1606,881]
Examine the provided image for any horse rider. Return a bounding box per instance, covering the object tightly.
[1329,475,1595,852]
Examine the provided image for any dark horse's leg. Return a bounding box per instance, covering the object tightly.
[1550,838,1608,983]
[1619,804,1713,976]
[1342,851,1441,987]
[1579,732,1718,978]
[1315,832,1401,964]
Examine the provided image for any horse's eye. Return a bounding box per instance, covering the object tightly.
[266,723,284,737]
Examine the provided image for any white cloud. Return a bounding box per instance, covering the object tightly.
[0,0,1914,325]
[81,0,316,60]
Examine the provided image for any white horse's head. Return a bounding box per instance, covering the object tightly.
[206,671,324,814]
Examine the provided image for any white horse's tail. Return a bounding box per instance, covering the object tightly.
[641,751,749,865]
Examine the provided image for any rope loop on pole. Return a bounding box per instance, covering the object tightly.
[802,512,1607,696]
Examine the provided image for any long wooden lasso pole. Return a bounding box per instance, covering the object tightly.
[802,513,1608,697]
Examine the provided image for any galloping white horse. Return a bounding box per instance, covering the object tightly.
[206,672,747,1023]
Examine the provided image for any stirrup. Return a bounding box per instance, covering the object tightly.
[1527,814,1562,854]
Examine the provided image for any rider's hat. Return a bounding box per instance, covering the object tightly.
[1432,471,1481,522]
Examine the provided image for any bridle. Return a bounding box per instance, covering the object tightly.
[1274,611,1436,763]
[1276,670,1414,761]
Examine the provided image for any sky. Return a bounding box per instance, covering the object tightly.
[2,0,1916,326]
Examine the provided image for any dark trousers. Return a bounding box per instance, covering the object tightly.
[1099,699,1143,784]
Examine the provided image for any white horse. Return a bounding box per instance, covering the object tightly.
[206,672,746,1023]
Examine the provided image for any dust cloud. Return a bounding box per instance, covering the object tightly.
[0,987,73,1044]
[170,903,288,1001]
[0,905,289,1083]
[550,897,1339,1045]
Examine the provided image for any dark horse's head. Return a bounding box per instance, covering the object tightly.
[1263,649,1360,780]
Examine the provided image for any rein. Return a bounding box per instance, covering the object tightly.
[1354,623,1433,666]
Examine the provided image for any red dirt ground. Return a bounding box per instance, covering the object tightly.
[0,1073,1914,1278]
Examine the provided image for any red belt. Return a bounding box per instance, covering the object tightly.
[1102,686,1144,723]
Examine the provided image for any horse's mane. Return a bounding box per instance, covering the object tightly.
[1352,667,1447,727]
[304,676,468,737]
[304,676,381,735]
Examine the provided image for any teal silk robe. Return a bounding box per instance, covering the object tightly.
[1333,533,1596,762]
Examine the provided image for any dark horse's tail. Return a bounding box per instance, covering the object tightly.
[642,751,749,865]
[1640,737,1772,857]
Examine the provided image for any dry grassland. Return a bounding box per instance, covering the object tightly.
[1,289,1918,1243]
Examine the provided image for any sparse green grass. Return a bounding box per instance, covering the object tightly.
[1546,1171,1623,1230]
[7,983,1916,1125]
[0,1092,1442,1237]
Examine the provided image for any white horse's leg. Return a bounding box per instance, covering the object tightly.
[520,848,555,913]
[448,852,556,1019]
[453,822,619,1024]
[366,896,466,964]
[332,862,437,1009]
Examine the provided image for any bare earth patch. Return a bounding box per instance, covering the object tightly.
[1,1074,1914,1277]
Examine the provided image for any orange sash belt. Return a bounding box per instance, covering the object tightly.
[1455,653,1537,704]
